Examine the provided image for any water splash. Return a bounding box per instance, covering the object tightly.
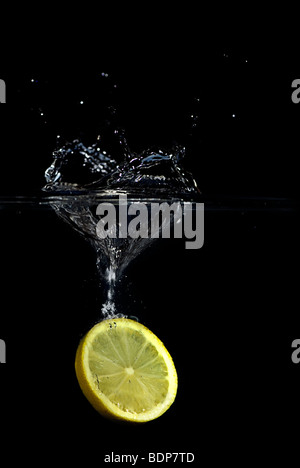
[44,138,118,189]
[44,137,198,199]
[43,130,199,320]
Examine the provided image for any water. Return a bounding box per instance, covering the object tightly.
[35,72,297,322]
[43,136,199,198]
[43,136,200,319]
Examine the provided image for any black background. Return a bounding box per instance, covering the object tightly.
[0,20,300,465]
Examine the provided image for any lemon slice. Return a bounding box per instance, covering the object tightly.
[75,318,178,423]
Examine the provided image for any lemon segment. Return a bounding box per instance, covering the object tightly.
[75,318,178,422]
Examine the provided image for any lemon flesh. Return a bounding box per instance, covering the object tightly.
[75,318,178,422]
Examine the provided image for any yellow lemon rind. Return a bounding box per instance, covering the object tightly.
[75,318,178,423]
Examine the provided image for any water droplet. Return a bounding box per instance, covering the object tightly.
[128,315,140,322]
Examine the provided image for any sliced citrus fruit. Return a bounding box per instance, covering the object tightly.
[75,318,177,422]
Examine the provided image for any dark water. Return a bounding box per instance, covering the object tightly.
[1,59,300,464]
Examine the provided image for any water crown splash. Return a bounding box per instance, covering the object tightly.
[43,132,199,319]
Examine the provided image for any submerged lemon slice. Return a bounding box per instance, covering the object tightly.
[75,318,178,423]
